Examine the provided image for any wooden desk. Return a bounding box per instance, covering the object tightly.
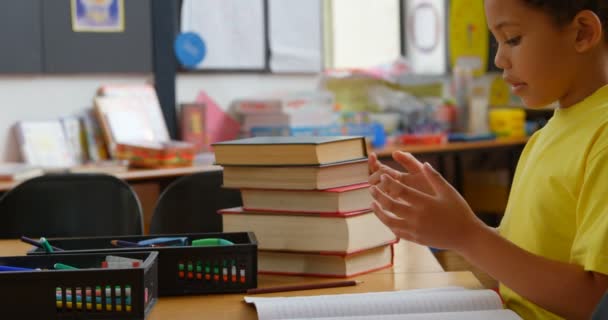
[0,165,222,192]
[0,239,481,320]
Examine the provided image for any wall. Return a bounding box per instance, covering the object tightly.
[0,73,319,161]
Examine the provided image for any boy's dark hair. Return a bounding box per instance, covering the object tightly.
[523,0,608,40]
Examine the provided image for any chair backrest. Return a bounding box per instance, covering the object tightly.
[592,290,608,320]
[149,170,242,234]
[0,173,143,238]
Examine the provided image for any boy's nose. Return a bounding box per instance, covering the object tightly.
[494,47,511,70]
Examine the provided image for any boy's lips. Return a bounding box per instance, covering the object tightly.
[504,76,527,93]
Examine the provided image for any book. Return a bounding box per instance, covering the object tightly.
[14,120,76,169]
[60,116,87,165]
[221,159,368,190]
[81,109,109,162]
[245,287,522,320]
[220,207,397,253]
[179,103,206,152]
[195,91,241,151]
[213,136,367,166]
[258,244,393,277]
[94,84,171,156]
[0,162,44,182]
[241,183,372,213]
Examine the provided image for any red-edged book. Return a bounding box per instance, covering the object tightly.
[241,183,371,214]
[258,243,395,278]
[219,207,397,254]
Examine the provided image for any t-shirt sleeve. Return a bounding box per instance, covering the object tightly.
[571,145,608,274]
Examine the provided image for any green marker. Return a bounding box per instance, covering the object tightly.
[39,237,54,253]
[191,238,234,247]
[54,263,79,270]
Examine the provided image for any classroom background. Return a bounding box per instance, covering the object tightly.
[0,1,565,318]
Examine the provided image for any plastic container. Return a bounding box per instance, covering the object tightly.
[28,232,258,296]
[489,108,526,138]
[0,251,158,319]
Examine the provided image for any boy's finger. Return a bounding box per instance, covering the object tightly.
[380,174,432,204]
[371,200,410,232]
[369,165,401,185]
[368,153,381,173]
[393,151,424,174]
[370,185,413,218]
[422,162,453,194]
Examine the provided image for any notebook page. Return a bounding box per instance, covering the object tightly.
[246,289,502,320]
[282,309,522,320]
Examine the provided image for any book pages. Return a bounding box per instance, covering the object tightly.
[281,309,521,320]
[245,288,508,320]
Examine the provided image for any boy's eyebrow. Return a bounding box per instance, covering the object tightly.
[493,21,520,30]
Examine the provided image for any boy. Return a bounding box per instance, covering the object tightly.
[369,1,608,319]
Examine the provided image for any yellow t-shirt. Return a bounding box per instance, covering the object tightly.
[499,84,608,319]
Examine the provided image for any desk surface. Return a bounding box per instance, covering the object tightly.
[0,239,481,320]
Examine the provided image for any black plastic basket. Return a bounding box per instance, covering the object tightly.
[0,251,158,319]
[28,232,258,296]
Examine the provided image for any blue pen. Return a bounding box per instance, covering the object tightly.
[110,240,144,247]
[0,265,35,272]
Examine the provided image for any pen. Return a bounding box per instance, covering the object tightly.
[54,263,79,270]
[137,237,188,247]
[20,236,64,251]
[110,240,145,248]
[39,237,54,253]
[191,238,234,247]
[0,265,36,272]
[246,280,362,295]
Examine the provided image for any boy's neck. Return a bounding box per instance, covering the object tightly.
[559,48,608,109]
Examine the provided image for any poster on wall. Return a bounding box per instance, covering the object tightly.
[71,0,125,33]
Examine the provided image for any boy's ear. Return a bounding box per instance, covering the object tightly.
[572,10,604,53]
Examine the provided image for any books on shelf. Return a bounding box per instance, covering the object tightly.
[15,120,76,169]
[221,159,368,190]
[241,183,372,213]
[213,136,367,166]
[245,287,522,320]
[258,243,393,277]
[220,207,397,253]
[0,162,44,182]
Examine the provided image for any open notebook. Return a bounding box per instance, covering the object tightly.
[244,287,522,320]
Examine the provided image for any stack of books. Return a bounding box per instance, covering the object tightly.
[214,136,397,277]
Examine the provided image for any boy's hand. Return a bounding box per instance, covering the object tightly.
[368,152,434,196]
[370,161,487,252]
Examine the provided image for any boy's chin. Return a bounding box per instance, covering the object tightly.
[520,97,556,109]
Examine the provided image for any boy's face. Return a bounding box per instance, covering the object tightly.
[485,0,578,108]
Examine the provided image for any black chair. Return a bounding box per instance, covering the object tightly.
[592,290,608,320]
[0,173,143,238]
[149,170,242,234]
